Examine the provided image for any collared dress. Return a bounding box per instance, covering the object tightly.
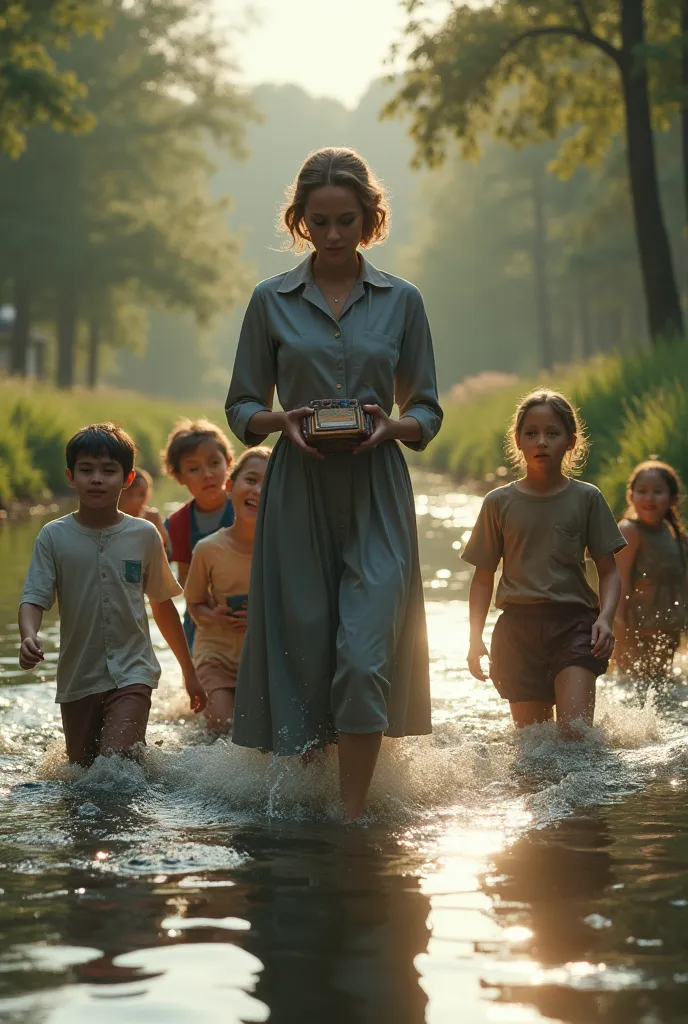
[225,254,443,754]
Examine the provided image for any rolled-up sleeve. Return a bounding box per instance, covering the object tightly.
[225,286,276,446]
[395,285,443,451]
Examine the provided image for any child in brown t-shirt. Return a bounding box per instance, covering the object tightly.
[184,448,270,734]
[463,390,625,738]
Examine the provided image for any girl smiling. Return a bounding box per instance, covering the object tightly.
[184,448,270,735]
[614,460,688,689]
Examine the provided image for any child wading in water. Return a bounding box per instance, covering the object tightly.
[162,419,236,650]
[18,424,206,766]
[613,461,688,689]
[464,390,625,737]
[184,448,270,734]
[119,468,169,549]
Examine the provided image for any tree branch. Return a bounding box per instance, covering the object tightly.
[573,0,592,35]
[501,24,622,68]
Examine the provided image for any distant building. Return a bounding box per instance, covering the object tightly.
[0,306,47,377]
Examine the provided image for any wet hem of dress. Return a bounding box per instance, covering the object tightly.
[231,724,433,755]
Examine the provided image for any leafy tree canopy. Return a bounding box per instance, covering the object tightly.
[387,0,681,177]
[0,0,105,155]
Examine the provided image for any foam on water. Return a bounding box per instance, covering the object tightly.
[139,725,517,823]
[595,687,665,748]
[19,674,681,838]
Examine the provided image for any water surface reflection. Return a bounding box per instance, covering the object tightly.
[1,476,688,1023]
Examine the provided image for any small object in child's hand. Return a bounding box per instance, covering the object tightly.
[480,654,491,679]
[226,594,249,614]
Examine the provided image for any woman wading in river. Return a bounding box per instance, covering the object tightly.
[225,148,442,819]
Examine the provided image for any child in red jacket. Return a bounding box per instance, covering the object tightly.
[162,419,235,650]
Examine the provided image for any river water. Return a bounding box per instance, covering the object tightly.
[1,473,688,1023]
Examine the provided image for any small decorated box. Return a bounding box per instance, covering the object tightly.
[302,399,374,454]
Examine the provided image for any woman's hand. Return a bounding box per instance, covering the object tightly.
[282,407,325,460]
[354,404,393,453]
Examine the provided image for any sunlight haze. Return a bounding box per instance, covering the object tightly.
[216,0,408,107]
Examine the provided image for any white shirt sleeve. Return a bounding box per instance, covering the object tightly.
[21,527,57,611]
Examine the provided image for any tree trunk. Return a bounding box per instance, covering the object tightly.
[576,272,593,359]
[87,318,101,389]
[620,0,684,341]
[10,278,30,376]
[682,0,688,229]
[531,161,554,370]
[56,287,78,389]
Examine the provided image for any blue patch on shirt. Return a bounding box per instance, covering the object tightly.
[123,559,142,584]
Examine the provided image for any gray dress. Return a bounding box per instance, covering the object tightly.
[225,254,443,754]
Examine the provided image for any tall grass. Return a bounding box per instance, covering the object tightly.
[420,344,688,515]
[0,379,217,507]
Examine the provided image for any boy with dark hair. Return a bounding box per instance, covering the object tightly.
[18,422,206,767]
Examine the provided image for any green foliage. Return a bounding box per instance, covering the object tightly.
[0,0,104,156]
[10,398,65,492]
[396,131,667,384]
[0,378,210,507]
[420,343,688,515]
[0,0,253,387]
[388,0,686,343]
[389,0,678,171]
[596,381,688,512]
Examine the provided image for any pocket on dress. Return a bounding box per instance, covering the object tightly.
[553,526,584,564]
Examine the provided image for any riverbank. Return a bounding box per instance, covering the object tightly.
[0,379,218,509]
[418,343,688,515]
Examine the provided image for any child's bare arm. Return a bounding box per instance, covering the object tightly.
[149,598,206,713]
[467,568,495,681]
[613,521,640,630]
[592,553,621,658]
[146,509,170,551]
[176,562,190,588]
[18,603,45,669]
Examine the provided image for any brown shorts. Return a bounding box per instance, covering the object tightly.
[195,658,237,694]
[60,684,152,766]
[490,603,608,704]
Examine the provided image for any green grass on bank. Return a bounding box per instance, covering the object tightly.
[3,345,687,514]
[0,379,222,508]
[419,344,688,516]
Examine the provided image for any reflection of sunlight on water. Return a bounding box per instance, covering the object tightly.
[0,943,269,1023]
[3,476,688,1023]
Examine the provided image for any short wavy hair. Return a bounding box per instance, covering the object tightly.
[161,418,235,478]
[281,147,390,251]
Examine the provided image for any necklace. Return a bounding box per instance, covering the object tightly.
[328,284,355,305]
